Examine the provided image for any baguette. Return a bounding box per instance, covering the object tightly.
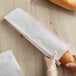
[60,51,75,65]
[49,0,76,10]
[60,51,76,72]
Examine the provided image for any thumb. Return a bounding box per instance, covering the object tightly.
[55,60,61,66]
[50,51,57,61]
[66,63,76,68]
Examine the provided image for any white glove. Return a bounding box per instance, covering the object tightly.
[45,52,58,76]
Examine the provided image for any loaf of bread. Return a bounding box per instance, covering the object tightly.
[60,51,76,72]
[60,51,75,65]
[49,0,76,10]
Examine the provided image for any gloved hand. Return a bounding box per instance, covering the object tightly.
[45,52,58,76]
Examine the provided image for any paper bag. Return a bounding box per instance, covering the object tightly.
[4,8,71,60]
[0,50,23,76]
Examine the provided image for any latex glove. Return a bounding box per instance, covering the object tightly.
[45,52,58,76]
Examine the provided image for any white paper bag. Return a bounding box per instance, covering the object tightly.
[0,50,23,76]
[4,8,72,60]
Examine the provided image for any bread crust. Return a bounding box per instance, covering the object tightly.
[49,0,76,10]
[59,51,76,72]
[59,51,75,65]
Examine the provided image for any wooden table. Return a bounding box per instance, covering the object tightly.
[0,0,76,76]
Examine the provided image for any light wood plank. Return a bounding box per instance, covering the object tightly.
[0,0,76,76]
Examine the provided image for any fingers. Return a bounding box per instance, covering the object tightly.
[66,63,76,68]
[50,52,61,66]
[55,60,61,66]
[49,51,57,65]
[44,51,57,65]
[50,51,57,60]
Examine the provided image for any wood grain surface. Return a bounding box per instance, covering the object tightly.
[0,0,76,76]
